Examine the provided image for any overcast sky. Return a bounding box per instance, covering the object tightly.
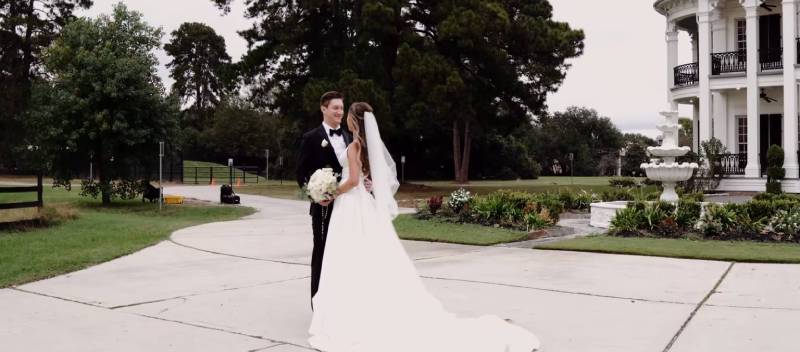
[81,0,694,138]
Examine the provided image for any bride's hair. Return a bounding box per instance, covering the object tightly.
[347,102,372,177]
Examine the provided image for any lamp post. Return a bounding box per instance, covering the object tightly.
[228,158,234,189]
[401,155,406,183]
[568,152,574,184]
[159,142,164,210]
[265,149,270,182]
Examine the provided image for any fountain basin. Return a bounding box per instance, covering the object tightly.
[590,201,630,228]
[646,146,691,157]
[641,162,699,181]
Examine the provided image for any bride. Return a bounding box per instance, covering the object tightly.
[308,102,541,352]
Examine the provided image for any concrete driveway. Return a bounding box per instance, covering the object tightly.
[2,185,798,351]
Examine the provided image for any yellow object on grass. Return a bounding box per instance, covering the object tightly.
[164,195,184,204]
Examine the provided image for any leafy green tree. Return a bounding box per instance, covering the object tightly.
[211,0,584,183]
[622,133,657,177]
[164,22,232,117]
[27,3,178,205]
[0,0,93,168]
[537,107,623,176]
[679,117,693,149]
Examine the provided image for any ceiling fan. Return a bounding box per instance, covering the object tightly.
[760,89,778,103]
[760,1,776,11]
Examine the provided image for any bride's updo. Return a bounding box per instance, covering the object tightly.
[347,102,372,177]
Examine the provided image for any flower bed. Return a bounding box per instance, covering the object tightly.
[415,187,662,232]
[608,193,800,243]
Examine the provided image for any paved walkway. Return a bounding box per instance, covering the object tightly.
[2,185,799,351]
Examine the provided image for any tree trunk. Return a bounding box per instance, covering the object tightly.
[460,120,472,183]
[452,120,462,181]
[452,120,472,184]
[98,161,111,206]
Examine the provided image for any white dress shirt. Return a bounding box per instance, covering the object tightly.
[322,122,348,164]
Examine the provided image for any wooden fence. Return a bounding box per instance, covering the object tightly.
[0,174,43,210]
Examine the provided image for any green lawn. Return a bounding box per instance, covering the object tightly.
[393,214,528,245]
[0,187,255,287]
[538,235,800,263]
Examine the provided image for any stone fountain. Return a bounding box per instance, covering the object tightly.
[640,111,699,201]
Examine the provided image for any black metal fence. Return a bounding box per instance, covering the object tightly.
[717,153,747,176]
[184,166,262,185]
[674,62,699,87]
[0,174,43,210]
[760,48,782,71]
[711,51,747,75]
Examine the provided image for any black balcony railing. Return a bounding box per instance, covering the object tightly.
[673,62,699,87]
[711,51,746,75]
[717,153,747,176]
[797,38,800,64]
[760,48,782,71]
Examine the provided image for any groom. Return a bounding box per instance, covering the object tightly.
[296,91,352,310]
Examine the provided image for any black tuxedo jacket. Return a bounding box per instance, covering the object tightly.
[296,125,353,202]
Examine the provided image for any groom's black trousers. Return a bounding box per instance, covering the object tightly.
[310,201,334,310]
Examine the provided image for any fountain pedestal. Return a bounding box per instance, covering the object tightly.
[589,111,700,228]
[640,111,698,202]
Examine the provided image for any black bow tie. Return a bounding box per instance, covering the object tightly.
[329,128,343,137]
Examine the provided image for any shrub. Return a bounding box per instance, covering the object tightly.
[679,191,704,202]
[609,206,645,236]
[744,200,775,222]
[572,190,599,210]
[641,178,661,186]
[80,179,144,200]
[427,196,443,215]
[675,200,701,228]
[601,188,634,201]
[524,212,550,231]
[766,145,785,194]
[768,209,800,239]
[447,188,471,214]
[696,203,736,237]
[642,201,673,230]
[557,190,575,210]
[609,177,637,188]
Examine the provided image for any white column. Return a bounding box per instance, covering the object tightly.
[713,91,728,145]
[693,103,700,151]
[667,22,679,91]
[698,7,713,146]
[783,0,799,178]
[691,33,699,62]
[744,2,761,177]
[712,11,727,53]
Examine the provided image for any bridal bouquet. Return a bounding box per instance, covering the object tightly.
[306,168,339,202]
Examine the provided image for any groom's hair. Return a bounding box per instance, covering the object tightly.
[320,91,344,107]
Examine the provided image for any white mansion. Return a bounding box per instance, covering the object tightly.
[655,0,800,192]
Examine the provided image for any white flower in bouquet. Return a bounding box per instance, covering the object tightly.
[307,168,339,202]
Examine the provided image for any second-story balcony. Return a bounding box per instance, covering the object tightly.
[759,48,782,71]
[711,51,746,75]
[674,62,698,87]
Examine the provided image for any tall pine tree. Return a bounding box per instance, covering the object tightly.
[212,0,583,182]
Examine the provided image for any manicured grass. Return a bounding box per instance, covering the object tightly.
[393,214,528,245]
[0,187,255,287]
[537,235,800,263]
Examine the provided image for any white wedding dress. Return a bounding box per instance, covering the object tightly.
[308,144,541,352]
